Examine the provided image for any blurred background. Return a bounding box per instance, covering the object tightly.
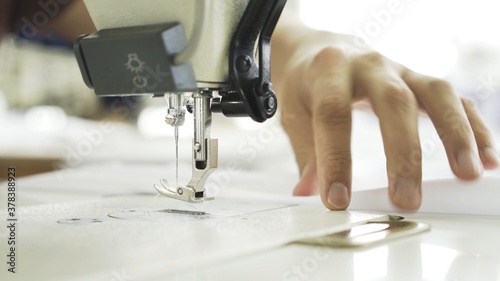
[0,0,499,186]
[299,0,500,129]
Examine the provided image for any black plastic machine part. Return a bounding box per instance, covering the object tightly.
[212,0,288,122]
[74,23,197,97]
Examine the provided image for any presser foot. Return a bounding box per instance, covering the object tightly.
[154,138,218,203]
[155,90,218,204]
[154,179,214,203]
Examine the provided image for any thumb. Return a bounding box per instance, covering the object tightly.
[279,94,318,196]
[293,157,319,196]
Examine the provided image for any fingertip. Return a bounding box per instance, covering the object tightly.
[481,147,500,170]
[325,182,350,210]
[389,177,422,211]
[453,149,483,180]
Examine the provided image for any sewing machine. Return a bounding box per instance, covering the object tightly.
[74,0,287,203]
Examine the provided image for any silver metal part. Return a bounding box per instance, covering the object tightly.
[57,218,103,225]
[164,93,186,187]
[295,220,430,248]
[164,93,186,126]
[154,90,218,203]
[193,91,212,161]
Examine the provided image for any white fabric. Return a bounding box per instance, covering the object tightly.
[350,176,500,216]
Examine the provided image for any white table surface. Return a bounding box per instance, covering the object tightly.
[1,109,499,281]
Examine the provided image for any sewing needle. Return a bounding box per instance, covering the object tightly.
[175,125,179,187]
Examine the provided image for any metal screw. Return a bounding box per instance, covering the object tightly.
[177,188,184,195]
[186,98,194,114]
[165,114,175,125]
[236,56,252,72]
[194,142,202,152]
[266,96,276,110]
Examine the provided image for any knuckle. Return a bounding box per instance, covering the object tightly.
[443,109,469,134]
[357,51,387,67]
[310,47,347,70]
[382,82,417,111]
[314,94,351,124]
[449,124,472,144]
[323,151,351,174]
[427,78,453,94]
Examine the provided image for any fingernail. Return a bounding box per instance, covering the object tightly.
[483,147,500,165]
[327,183,349,209]
[393,177,421,210]
[457,149,483,177]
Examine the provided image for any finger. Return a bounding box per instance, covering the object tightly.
[402,72,483,180]
[279,71,318,196]
[293,157,319,196]
[461,98,500,169]
[309,47,352,210]
[353,53,422,210]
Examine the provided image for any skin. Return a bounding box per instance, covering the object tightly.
[19,1,500,211]
[271,10,499,211]
[45,0,96,40]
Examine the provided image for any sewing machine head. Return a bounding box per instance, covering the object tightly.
[74,0,287,203]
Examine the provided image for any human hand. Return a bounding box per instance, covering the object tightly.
[272,30,500,211]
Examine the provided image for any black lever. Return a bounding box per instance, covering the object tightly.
[216,0,287,122]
